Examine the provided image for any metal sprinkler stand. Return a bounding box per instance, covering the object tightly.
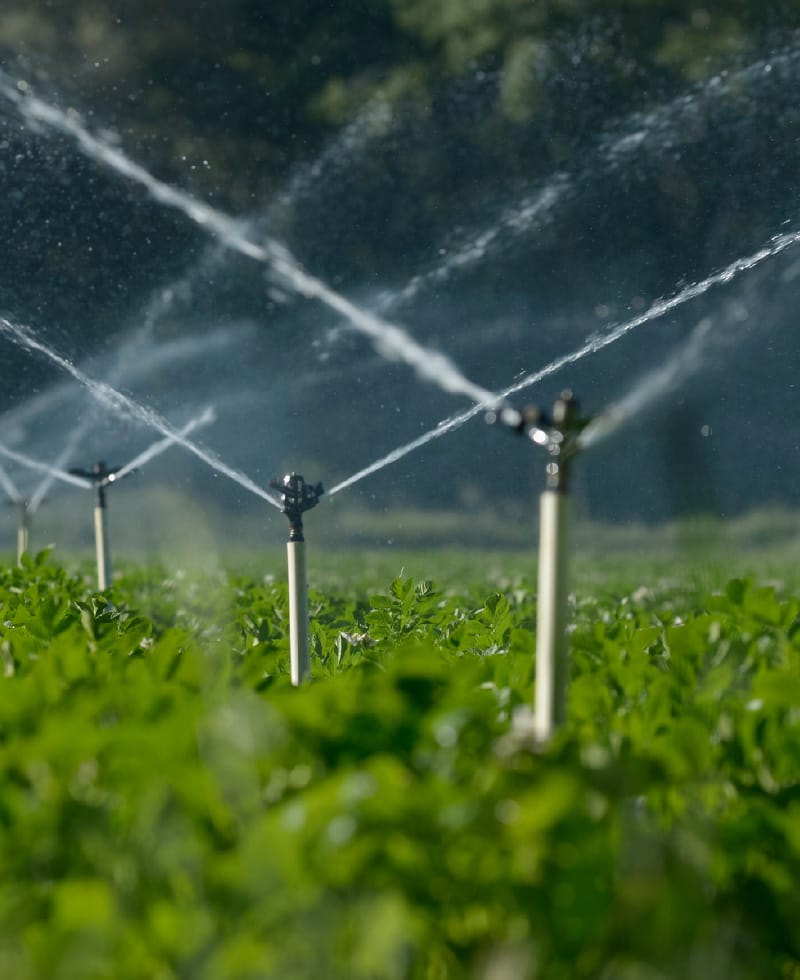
[488,391,587,743]
[269,473,324,686]
[69,461,130,591]
[16,500,30,565]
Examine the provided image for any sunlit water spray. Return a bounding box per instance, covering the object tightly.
[0,74,497,409]
[112,406,216,482]
[378,177,571,312]
[18,324,253,512]
[0,443,92,491]
[271,98,394,218]
[0,463,22,504]
[577,318,714,451]
[329,224,800,494]
[6,407,215,515]
[0,318,282,508]
[135,244,231,345]
[0,324,246,443]
[27,420,92,514]
[369,43,800,317]
[598,44,800,171]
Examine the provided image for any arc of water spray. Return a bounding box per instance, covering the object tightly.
[271,98,393,218]
[15,97,392,480]
[112,406,217,481]
[379,177,571,314]
[0,463,23,505]
[0,74,498,409]
[329,224,800,495]
[26,415,99,514]
[1,406,217,506]
[0,443,93,490]
[23,324,252,514]
[380,46,800,315]
[577,318,714,451]
[0,318,282,509]
[0,321,243,445]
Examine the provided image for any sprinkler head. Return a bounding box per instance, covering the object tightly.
[487,391,590,491]
[269,472,324,541]
[69,460,131,507]
[486,404,549,434]
[69,460,122,488]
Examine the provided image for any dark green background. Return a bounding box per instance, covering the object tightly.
[0,1,798,529]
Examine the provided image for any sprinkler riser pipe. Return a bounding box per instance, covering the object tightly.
[94,504,111,591]
[534,489,570,742]
[17,523,28,565]
[287,539,310,685]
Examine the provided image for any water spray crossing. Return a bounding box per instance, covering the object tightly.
[113,406,217,481]
[329,224,800,496]
[488,393,589,743]
[0,317,282,509]
[270,473,325,686]
[68,407,216,590]
[24,324,253,518]
[0,324,240,452]
[0,443,93,491]
[0,443,93,562]
[0,73,499,410]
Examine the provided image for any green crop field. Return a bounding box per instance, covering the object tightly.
[0,549,798,979]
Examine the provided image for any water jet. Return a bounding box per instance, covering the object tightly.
[0,317,281,510]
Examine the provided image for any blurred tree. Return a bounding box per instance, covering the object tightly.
[0,0,799,519]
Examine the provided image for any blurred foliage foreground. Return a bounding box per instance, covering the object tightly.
[0,553,798,978]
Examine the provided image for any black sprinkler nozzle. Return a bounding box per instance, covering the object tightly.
[69,460,121,486]
[270,472,324,541]
[486,403,548,434]
[69,460,129,507]
[486,391,590,492]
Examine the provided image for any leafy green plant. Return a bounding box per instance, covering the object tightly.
[0,555,797,978]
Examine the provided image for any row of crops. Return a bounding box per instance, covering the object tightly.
[0,550,798,978]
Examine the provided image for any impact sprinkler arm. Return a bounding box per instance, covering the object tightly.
[269,473,325,686]
[487,391,590,743]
